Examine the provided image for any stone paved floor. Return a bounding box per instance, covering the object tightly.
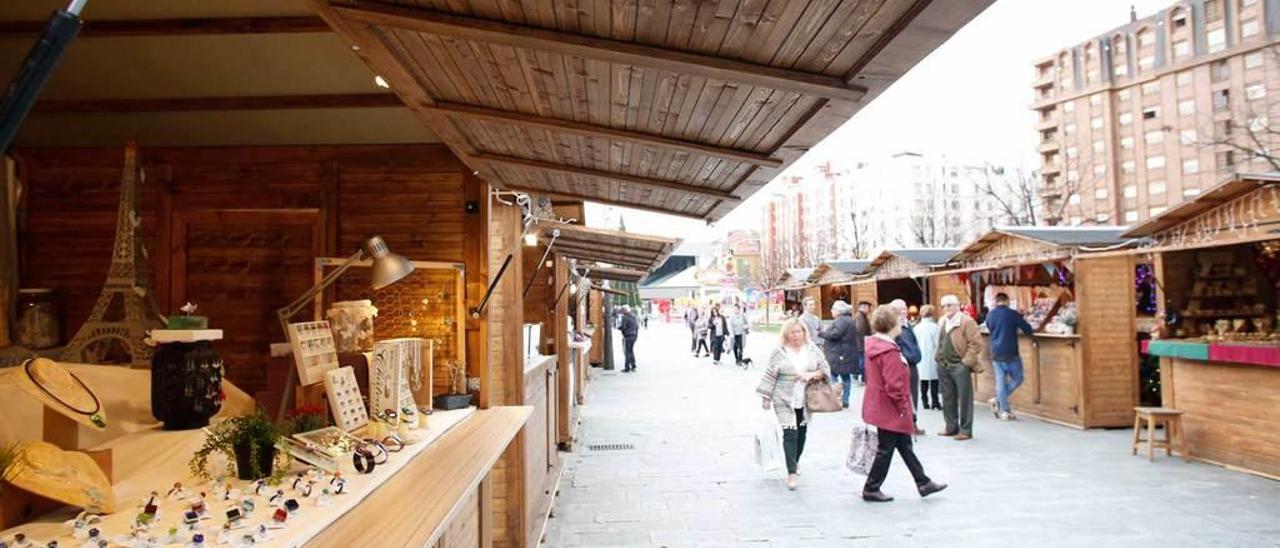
[543,322,1280,547]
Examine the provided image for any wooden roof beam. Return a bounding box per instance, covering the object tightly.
[497,184,709,221]
[555,252,653,271]
[33,94,403,113]
[551,244,661,265]
[474,152,740,203]
[554,239,662,259]
[329,1,868,102]
[0,17,329,37]
[424,102,782,168]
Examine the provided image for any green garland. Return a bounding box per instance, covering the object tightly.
[189,409,289,484]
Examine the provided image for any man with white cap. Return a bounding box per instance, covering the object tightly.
[935,295,984,440]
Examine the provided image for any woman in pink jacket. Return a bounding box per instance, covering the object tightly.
[861,305,948,502]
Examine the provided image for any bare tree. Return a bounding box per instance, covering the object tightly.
[972,166,1044,226]
[840,210,873,259]
[905,184,962,247]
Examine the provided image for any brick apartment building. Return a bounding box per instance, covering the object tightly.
[1034,0,1280,226]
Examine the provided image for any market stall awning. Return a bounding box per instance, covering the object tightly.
[538,222,678,279]
[310,0,994,221]
[0,1,436,147]
[1123,172,1280,238]
[582,265,648,284]
[947,226,1134,269]
[811,259,871,285]
[772,268,815,291]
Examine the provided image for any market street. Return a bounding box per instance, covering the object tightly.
[544,321,1280,547]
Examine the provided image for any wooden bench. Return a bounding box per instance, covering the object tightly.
[1132,407,1189,462]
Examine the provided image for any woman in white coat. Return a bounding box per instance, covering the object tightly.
[914,305,942,410]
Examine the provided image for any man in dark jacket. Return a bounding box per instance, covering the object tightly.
[853,301,872,385]
[618,305,641,373]
[984,292,1035,419]
[890,299,925,435]
[818,300,858,408]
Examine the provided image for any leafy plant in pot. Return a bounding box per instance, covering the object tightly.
[434,361,472,410]
[189,410,288,482]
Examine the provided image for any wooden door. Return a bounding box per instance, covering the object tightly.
[170,209,323,398]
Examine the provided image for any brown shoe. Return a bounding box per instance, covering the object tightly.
[913,427,926,436]
[937,431,957,437]
[862,490,894,502]
[955,433,972,441]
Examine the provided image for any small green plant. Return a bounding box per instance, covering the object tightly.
[282,404,328,435]
[189,410,287,483]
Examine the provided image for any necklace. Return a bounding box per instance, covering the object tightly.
[24,360,106,428]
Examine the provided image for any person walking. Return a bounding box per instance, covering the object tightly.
[800,297,822,346]
[708,305,730,365]
[853,301,872,384]
[889,299,925,436]
[617,305,640,373]
[936,295,984,441]
[984,292,1036,420]
[756,317,831,490]
[914,305,942,410]
[694,309,711,357]
[817,300,858,409]
[684,305,701,355]
[861,304,948,502]
[728,305,751,366]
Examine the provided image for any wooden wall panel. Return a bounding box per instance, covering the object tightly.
[433,487,481,548]
[521,244,554,353]
[976,337,1083,427]
[486,199,526,548]
[929,274,970,309]
[848,281,877,309]
[1167,358,1280,478]
[1076,255,1139,428]
[522,358,557,548]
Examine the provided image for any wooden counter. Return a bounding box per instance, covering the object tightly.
[1157,356,1280,479]
[521,355,559,547]
[976,334,1084,428]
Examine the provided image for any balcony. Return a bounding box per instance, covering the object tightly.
[1039,184,1063,198]
[1041,162,1062,175]
[1038,139,1061,153]
[1033,73,1055,88]
[1036,116,1060,131]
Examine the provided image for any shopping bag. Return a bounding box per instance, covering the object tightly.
[754,410,785,474]
[805,379,843,413]
[846,424,878,476]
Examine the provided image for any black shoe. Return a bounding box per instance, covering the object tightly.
[918,481,947,498]
[862,490,894,502]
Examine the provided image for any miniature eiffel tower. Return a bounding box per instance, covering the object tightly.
[60,142,163,367]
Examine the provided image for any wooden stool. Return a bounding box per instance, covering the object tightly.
[1131,407,1189,462]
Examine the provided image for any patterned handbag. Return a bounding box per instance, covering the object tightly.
[846,424,878,475]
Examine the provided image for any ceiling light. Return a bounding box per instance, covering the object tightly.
[524,233,538,247]
[374,76,389,89]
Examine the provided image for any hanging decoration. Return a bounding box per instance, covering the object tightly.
[1134,264,1158,315]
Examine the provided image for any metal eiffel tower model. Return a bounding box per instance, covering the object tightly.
[60,142,163,367]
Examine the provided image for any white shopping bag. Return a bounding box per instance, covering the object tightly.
[846,424,878,476]
[754,409,786,475]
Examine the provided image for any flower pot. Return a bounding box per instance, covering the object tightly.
[433,393,473,411]
[232,441,277,481]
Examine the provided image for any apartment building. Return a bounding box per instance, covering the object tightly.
[1034,0,1280,226]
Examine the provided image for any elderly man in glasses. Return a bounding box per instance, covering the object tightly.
[935,295,984,441]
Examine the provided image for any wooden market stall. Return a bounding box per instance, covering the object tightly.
[810,259,871,318]
[934,227,1141,429]
[1124,173,1280,479]
[847,249,958,310]
[772,268,816,317]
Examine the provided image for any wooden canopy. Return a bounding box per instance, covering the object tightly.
[1123,172,1280,240]
[311,0,994,221]
[539,222,678,280]
[947,226,1133,271]
[582,265,648,284]
[811,259,871,285]
[772,267,815,291]
[864,248,957,279]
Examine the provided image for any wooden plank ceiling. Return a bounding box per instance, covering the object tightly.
[310,0,994,221]
[538,222,678,280]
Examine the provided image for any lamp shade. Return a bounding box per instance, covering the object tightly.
[363,235,415,290]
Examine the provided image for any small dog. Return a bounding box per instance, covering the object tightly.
[739,357,753,369]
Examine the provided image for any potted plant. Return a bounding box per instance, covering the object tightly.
[282,404,328,436]
[433,361,473,410]
[189,410,287,482]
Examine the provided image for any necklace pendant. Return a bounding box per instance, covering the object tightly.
[91,414,106,428]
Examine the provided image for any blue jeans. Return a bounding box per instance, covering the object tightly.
[832,372,852,406]
[854,354,865,382]
[993,358,1025,413]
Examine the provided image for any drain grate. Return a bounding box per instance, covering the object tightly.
[586,442,635,452]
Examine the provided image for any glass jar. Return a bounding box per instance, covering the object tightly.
[16,288,60,349]
[326,300,378,352]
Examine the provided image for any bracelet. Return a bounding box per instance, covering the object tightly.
[380,435,404,453]
[359,439,390,464]
[353,448,377,474]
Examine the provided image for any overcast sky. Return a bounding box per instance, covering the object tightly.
[588,0,1174,240]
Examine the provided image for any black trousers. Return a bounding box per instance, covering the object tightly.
[782,408,807,474]
[864,429,930,492]
[920,380,940,408]
[695,336,710,355]
[909,363,920,425]
[711,335,726,361]
[623,336,637,371]
[732,334,745,363]
[689,326,698,351]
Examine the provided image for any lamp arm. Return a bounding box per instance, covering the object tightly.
[276,248,365,327]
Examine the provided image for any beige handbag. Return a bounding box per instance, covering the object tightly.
[805,378,843,413]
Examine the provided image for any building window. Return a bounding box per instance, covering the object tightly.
[1178,99,1195,116]
[1139,55,1155,70]
[1147,155,1166,169]
[1094,164,1107,177]
[1068,170,1080,183]
[1064,100,1076,112]
[1137,29,1155,48]
[1249,116,1268,132]
[1069,193,1081,205]
[1090,94,1102,106]
[1150,206,1168,217]
[1183,158,1200,174]
[1217,120,1234,138]
[1184,187,1201,197]
[1065,123,1077,135]
[1217,150,1236,170]
[1121,136,1135,149]
[1213,89,1231,112]
[1142,107,1159,120]
[1119,112,1133,125]
[1247,84,1267,100]
[1095,187,1109,199]
[1246,52,1264,69]
[1066,146,1079,159]
[1070,216,1084,226]
[1212,60,1230,82]
[1208,28,1227,53]
[1122,160,1136,173]
[1242,19,1260,38]
[1096,213,1110,222]
[1141,81,1160,96]
[1172,9,1189,27]
[1243,0,1258,6]
[1124,185,1138,198]
[1093,140,1105,153]
[1118,89,1131,101]
[1206,1,1223,23]
[1173,40,1191,58]
[1091,117,1104,129]
[1150,181,1167,194]
[1180,129,1198,145]
[1145,130,1164,144]
[1125,209,1139,222]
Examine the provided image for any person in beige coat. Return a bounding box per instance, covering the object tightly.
[756,317,830,490]
[935,294,984,440]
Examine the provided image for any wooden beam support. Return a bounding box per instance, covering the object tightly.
[329,2,867,102]
[425,102,782,168]
[497,184,708,221]
[552,239,662,261]
[474,152,739,203]
[551,246,658,269]
[555,253,652,271]
[33,94,403,114]
[0,17,329,37]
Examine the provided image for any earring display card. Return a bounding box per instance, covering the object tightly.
[323,366,368,431]
[288,321,340,386]
[370,339,423,427]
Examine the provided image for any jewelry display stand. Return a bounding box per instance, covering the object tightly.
[149,329,224,430]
